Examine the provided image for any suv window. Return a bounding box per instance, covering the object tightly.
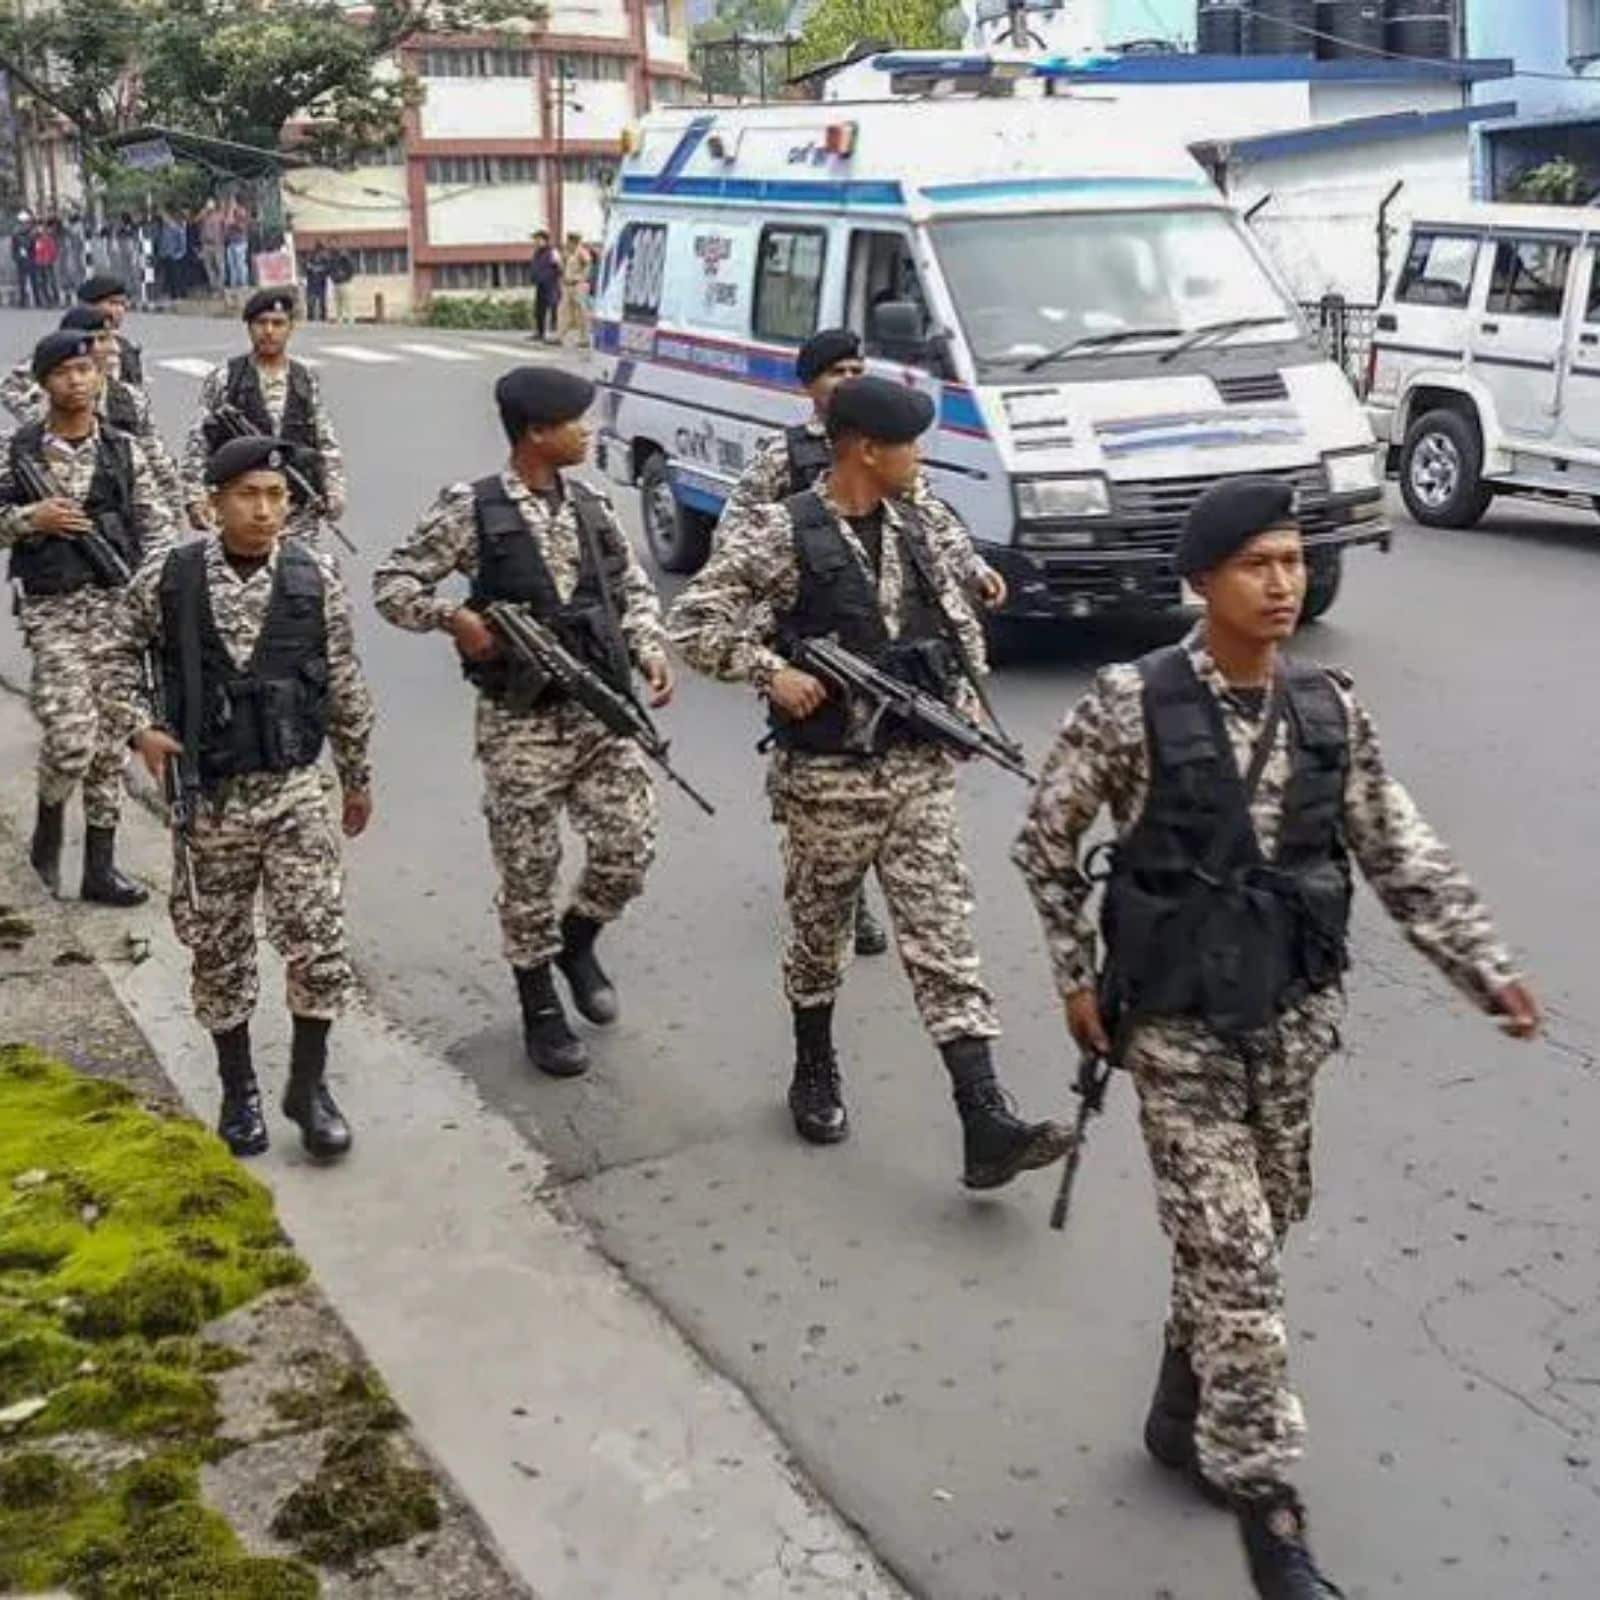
[753,226,827,344]
[1487,237,1574,319]
[1395,231,1480,308]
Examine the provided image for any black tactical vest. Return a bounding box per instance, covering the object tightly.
[1100,646,1353,1035]
[159,541,329,790]
[771,490,956,756]
[6,423,140,597]
[102,380,140,437]
[117,335,144,387]
[463,475,632,706]
[784,425,831,495]
[203,357,323,506]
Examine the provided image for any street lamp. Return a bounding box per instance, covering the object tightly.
[546,58,583,244]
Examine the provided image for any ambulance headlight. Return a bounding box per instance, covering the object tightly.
[1322,447,1381,497]
[1014,475,1112,522]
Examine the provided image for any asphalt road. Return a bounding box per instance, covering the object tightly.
[3,309,1596,1599]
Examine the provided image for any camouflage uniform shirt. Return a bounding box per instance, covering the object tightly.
[1012,624,1521,1004]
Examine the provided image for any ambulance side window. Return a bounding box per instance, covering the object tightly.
[753,225,827,344]
[848,229,933,371]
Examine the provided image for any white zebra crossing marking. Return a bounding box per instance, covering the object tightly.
[318,344,403,365]
[158,357,217,378]
[462,340,549,360]
[397,341,480,362]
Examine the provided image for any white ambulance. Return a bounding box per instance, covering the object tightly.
[592,52,1388,624]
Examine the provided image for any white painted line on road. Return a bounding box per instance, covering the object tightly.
[464,340,548,360]
[318,344,403,365]
[397,341,480,362]
[294,355,323,367]
[158,357,217,378]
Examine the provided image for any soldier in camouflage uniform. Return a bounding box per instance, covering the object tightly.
[1013,476,1540,1599]
[182,287,348,557]
[105,436,375,1161]
[372,366,671,1078]
[670,375,1068,1191]
[1,306,185,517]
[76,273,146,389]
[1,329,177,905]
[717,327,1009,962]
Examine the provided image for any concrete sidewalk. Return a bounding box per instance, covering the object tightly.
[0,681,907,1600]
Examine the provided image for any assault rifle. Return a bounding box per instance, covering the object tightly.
[1048,1048,1113,1232]
[11,453,132,588]
[140,647,199,913]
[210,403,357,555]
[484,602,716,817]
[790,636,1033,781]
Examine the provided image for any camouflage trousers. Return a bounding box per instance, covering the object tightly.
[170,766,355,1034]
[19,589,127,827]
[1126,986,1345,1498]
[477,698,658,969]
[769,744,999,1041]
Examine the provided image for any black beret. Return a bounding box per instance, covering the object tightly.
[205,435,291,488]
[33,330,97,382]
[494,366,595,431]
[243,287,297,322]
[1174,476,1298,577]
[60,305,111,333]
[795,327,861,386]
[825,376,935,446]
[77,274,127,304]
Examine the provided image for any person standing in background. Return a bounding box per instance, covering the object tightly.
[223,196,250,289]
[11,214,36,306]
[199,199,226,294]
[32,223,60,307]
[304,245,332,323]
[556,232,592,351]
[329,247,356,324]
[157,210,187,301]
[530,230,561,343]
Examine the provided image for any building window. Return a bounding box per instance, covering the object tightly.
[434,261,534,291]
[649,76,686,106]
[1395,231,1480,309]
[1487,237,1573,319]
[754,225,826,344]
[647,0,671,32]
[555,53,630,83]
[1571,0,1600,62]
[422,47,534,78]
[353,246,409,275]
[352,142,405,167]
[426,155,544,185]
[560,155,618,185]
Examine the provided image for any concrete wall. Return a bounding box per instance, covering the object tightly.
[547,0,631,39]
[559,80,635,143]
[426,181,545,246]
[1230,128,1473,301]
[1310,80,1468,124]
[284,166,409,236]
[338,273,414,321]
[419,76,541,141]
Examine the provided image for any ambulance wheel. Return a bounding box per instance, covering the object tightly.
[1400,408,1492,529]
[641,455,713,573]
[1299,551,1342,625]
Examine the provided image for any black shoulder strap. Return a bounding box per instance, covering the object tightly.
[785,425,830,494]
[223,353,250,405]
[1283,660,1350,753]
[287,360,317,429]
[565,478,634,689]
[471,473,524,536]
[275,538,324,599]
[170,544,208,778]
[1191,655,1288,878]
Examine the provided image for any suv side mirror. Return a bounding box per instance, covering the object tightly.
[869,299,954,378]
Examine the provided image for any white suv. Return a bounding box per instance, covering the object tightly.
[1368,202,1600,527]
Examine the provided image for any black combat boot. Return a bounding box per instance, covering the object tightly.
[515,964,588,1077]
[281,1016,352,1160]
[1237,1489,1345,1599]
[853,889,888,957]
[213,1023,268,1158]
[80,825,149,907]
[1144,1337,1230,1505]
[788,1003,847,1144]
[942,1037,1072,1191]
[29,799,65,894]
[555,909,618,1025]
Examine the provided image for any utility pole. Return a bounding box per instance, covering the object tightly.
[546,57,582,244]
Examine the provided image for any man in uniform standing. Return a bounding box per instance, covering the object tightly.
[182,288,347,555]
[372,368,671,1078]
[1013,477,1540,1597]
[718,326,1010,958]
[1,329,176,904]
[76,273,146,388]
[670,375,1067,1190]
[1,307,185,518]
[105,436,375,1160]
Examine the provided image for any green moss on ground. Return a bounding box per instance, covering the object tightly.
[0,1047,319,1594]
[268,1356,404,1434]
[270,1427,440,1570]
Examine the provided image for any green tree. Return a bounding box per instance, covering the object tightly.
[1509,157,1590,207]
[792,0,959,73]
[0,0,547,169]
[692,0,793,98]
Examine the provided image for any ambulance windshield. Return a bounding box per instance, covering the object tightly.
[930,208,1298,375]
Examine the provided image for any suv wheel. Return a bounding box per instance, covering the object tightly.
[1400,409,1493,528]
[640,454,713,573]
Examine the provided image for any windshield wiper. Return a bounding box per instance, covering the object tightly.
[1012,325,1187,374]
[1158,315,1294,365]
